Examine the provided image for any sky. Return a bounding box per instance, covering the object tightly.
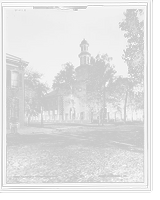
[4,6,133,87]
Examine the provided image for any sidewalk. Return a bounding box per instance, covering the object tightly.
[7,126,53,135]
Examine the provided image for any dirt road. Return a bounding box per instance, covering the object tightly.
[6,123,144,151]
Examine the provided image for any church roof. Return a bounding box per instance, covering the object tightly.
[44,89,58,98]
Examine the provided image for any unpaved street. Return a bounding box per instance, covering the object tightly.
[6,123,144,151]
[7,124,144,183]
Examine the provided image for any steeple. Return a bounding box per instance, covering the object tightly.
[76,39,91,81]
[79,39,91,66]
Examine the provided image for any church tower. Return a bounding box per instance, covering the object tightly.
[76,39,91,81]
[76,39,91,121]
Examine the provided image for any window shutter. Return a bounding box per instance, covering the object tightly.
[7,70,11,87]
[14,98,19,119]
[7,98,11,119]
[19,73,22,87]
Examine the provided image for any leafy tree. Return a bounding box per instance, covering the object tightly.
[119,9,144,84]
[128,91,144,121]
[85,54,116,123]
[109,76,144,122]
[52,62,76,95]
[106,77,128,121]
[25,69,49,126]
[53,62,76,117]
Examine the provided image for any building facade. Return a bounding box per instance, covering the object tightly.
[6,54,29,128]
[42,90,64,121]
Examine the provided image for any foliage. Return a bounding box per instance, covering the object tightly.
[25,69,49,121]
[50,54,144,122]
[50,56,116,120]
[107,77,131,119]
[85,54,116,110]
[119,9,144,84]
[52,62,76,95]
[53,62,76,108]
[106,77,144,120]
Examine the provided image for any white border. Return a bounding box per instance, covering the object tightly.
[1,0,151,191]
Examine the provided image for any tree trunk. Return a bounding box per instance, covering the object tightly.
[124,91,128,124]
[101,112,104,126]
[107,112,110,122]
[27,115,31,126]
[41,107,43,127]
[131,110,133,122]
[120,112,122,121]
[98,111,101,126]
[134,111,136,121]
[115,112,116,122]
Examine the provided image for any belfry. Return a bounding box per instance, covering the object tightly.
[78,39,91,66]
[76,39,91,81]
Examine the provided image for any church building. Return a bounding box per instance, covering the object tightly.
[63,39,91,122]
[43,39,93,123]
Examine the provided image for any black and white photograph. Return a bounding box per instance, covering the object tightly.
[1,0,152,192]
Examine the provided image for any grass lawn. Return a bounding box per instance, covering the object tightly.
[6,124,144,183]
